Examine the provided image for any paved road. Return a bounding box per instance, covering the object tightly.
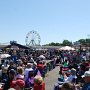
[44,66,60,90]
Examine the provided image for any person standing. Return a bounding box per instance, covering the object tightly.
[3,69,16,90]
[81,71,90,90]
[34,75,45,90]
[24,63,33,81]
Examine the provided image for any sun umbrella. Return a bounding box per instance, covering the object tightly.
[0,54,11,59]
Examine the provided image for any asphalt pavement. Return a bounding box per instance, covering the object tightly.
[44,66,60,90]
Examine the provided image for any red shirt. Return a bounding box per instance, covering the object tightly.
[34,82,45,90]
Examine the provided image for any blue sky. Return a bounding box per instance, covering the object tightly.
[0,0,90,45]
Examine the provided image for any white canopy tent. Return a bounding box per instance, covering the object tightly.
[58,46,75,51]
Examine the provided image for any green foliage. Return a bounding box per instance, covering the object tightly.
[78,39,90,45]
[48,42,61,46]
[86,39,90,44]
[43,38,90,46]
[62,40,72,46]
[78,39,86,45]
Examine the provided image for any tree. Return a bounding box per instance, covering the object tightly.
[78,39,86,45]
[43,42,61,46]
[78,39,90,46]
[48,42,60,46]
[86,39,90,44]
[62,40,72,46]
[48,42,55,46]
[43,38,90,46]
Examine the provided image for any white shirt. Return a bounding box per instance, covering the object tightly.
[24,68,33,81]
[66,75,77,82]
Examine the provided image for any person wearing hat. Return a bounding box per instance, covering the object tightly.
[24,63,33,81]
[65,68,77,83]
[35,61,45,78]
[0,65,8,82]
[82,71,90,90]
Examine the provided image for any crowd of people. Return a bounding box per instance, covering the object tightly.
[54,49,90,90]
[0,47,90,90]
[0,48,57,90]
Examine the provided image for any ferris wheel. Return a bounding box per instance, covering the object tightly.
[25,30,41,46]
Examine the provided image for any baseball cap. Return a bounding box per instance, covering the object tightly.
[82,71,90,78]
[71,68,76,75]
[37,64,43,69]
